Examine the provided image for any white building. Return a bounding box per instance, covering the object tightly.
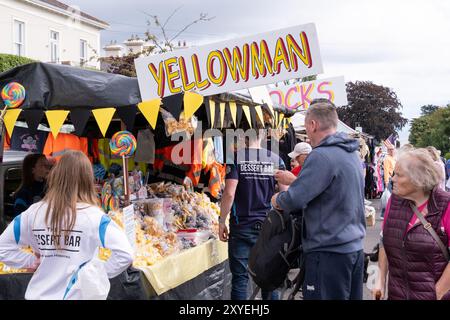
[0,0,109,68]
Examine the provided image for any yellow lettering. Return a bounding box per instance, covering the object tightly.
[273,37,290,74]
[207,50,227,86]
[250,40,273,79]
[191,54,210,90]
[164,57,181,94]
[287,32,312,69]
[223,45,250,83]
[148,62,165,97]
[178,56,195,91]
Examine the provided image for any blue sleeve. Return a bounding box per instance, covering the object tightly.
[276,151,334,213]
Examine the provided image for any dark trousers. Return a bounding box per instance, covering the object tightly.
[228,225,279,300]
[302,250,364,300]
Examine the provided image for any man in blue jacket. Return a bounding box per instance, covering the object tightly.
[272,100,366,300]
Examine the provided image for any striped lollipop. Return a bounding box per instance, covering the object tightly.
[1,82,26,109]
[109,131,137,158]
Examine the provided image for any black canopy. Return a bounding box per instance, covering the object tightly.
[0,62,142,110]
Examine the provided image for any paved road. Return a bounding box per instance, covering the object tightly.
[363,198,383,300]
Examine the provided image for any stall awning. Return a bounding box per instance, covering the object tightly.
[0,62,142,110]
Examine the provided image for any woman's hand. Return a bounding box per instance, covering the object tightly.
[372,283,385,300]
[436,283,449,300]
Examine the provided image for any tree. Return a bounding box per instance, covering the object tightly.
[409,105,450,153]
[101,8,214,77]
[336,81,408,141]
[420,104,439,116]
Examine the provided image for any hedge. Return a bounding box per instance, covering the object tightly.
[0,53,35,73]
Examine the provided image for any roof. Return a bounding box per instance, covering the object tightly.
[33,0,109,27]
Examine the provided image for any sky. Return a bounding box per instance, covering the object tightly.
[68,0,450,144]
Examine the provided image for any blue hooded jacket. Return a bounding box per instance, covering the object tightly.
[277,132,366,254]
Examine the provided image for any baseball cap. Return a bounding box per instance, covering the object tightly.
[288,142,312,159]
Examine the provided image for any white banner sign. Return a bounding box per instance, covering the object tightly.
[268,76,348,109]
[135,24,323,100]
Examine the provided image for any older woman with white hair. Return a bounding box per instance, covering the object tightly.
[374,149,450,300]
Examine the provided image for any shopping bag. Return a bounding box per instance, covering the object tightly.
[380,188,391,210]
[64,248,111,300]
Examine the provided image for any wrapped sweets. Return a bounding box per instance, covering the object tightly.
[1,82,26,109]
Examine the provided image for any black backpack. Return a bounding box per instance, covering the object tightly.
[247,208,303,294]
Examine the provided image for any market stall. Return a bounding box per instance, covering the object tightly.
[0,62,294,299]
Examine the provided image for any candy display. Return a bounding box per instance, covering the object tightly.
[109,131,137,158]
[1,82,26,109]
[108,182,220,268]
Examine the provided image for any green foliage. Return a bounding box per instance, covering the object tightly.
[409,106,450,154]
[336,81,408,140]
[445,152,450,160]
[420,104,439,116]
[0,54,35,73]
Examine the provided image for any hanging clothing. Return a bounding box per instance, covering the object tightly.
[3,132,11,150]
[153,139,203,186]
[10,127,48,153]
[213,136,224,164]
[97,138,145,172]
[43,133,88,161]
[135,129,155,164]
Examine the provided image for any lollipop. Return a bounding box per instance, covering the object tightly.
[109,131,137,158]
[1,82,26,109]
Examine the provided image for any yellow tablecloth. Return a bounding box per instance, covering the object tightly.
[137,239,228,295]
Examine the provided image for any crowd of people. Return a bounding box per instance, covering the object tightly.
[0,98,449,300]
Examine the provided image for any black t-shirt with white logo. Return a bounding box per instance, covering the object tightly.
[226,148,285,228]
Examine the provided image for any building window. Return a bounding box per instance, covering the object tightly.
[13,20,25,56]
[80,39,87,64]
[50,31,60,63]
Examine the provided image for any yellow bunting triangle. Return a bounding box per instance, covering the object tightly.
[183,91,203,119]
[255,105,264,125]
[274,112,278,128]
[219,102,225,129]
[3,109,22,137]
[138,98,161,129]
[45,110,69,138]
[278,113,285,127]
[242,105,252,129]
[209,99,215,128]
[284,118,289,129]
[92,108,116,137]
[229,101,237,127]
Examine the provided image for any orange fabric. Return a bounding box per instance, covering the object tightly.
[204,162,225,198]
[3,132,10,150]
[43,133,89,161]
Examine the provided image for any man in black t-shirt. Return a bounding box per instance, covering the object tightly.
[219,129,287,300]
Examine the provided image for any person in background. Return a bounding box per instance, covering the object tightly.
[219,128,288,300]
[289,142,312,177]
[275,142,312,185]
[0,151,133,300]
[13,154,51,217]
[383,146,396,191]
[373,149,450,300]
[427,146,446,190]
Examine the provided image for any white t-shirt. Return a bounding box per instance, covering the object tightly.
[0,201,134,300]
